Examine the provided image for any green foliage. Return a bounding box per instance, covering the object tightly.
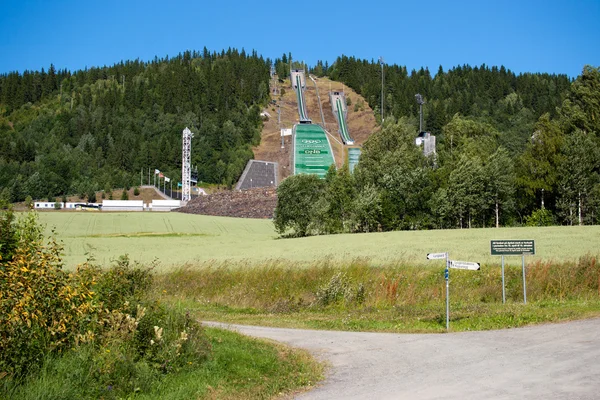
[93,255,154,311]
[525,208,555,226]
[0,209,17,262]
[87,189,96,203]
[133,187,140,196]
[0,48,270,200]
[0,212,97,377]
[274,174,326,237]
[0,211,212,397]
[315,272,365,307]
[120,190,129,200]
[159,256,600,332]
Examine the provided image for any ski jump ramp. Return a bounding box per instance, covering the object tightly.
[330,91,354,145]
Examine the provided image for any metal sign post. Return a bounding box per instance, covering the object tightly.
[427,252,450,331]
[501,255,506,304]
[522,255,527,304]
[491,240,535,304]
[445,254,449,331]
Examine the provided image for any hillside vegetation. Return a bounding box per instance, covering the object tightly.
[274,63,600,233]
[0,48,270,203]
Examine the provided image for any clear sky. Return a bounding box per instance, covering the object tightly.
[1,0,599,77]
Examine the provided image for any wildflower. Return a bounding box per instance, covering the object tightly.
[154,326,163,341]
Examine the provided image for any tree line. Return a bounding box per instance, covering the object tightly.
[275,65,600,235]
[0,48,270,203]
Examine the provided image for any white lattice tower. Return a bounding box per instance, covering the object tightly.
[182,127,194,202]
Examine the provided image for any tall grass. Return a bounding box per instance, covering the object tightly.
[156,256,600,332]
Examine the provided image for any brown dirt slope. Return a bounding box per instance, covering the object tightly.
[177,188,277,219]
[254,75,378,181]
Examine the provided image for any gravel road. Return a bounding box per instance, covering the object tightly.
[203,319,600,400]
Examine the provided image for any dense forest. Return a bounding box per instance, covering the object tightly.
[275,62,600,233]
[0,48,270,202]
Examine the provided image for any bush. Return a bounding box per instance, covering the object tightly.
[274,174,326,237]
[121,190,129,200]
[133,187,140,196]
[0,212,211,385]
[0,213,98,377]
[87,190,96,203]
[94,255,153,311]
[525,208,554,226]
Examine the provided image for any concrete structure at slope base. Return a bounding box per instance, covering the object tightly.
[236,160,279,190]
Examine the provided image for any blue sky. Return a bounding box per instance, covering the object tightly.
[1,0,599,77]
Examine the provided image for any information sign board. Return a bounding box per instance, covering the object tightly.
[491,240,535,255]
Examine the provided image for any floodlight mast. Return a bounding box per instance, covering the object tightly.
[182,127,194,202]
[415,94,425,132]
[379,56,385,123]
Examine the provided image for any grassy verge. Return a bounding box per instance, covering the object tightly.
[156,257,600,333]
[2,327,323,400]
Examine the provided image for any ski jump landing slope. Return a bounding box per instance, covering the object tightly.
[291,70,335,178]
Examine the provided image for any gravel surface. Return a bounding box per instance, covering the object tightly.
[203,319,600,400]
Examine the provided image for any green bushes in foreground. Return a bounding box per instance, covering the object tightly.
[0,212,210,396]
[1,211,323,399]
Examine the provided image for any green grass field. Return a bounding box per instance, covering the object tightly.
[37,211,600,270]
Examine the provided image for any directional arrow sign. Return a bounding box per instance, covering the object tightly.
[427,253,446,260]
[449,260,481,270]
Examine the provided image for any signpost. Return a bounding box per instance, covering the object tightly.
[426,252,446,260]
[449,261,481,271]
[491,240,535,304]
[427,252,480,331]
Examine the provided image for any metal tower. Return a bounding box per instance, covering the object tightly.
[415,93,425,132]
[182,127,194,202]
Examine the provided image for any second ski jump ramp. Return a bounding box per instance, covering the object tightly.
[330,91,354,145]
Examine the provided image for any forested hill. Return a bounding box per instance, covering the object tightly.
[311,55,573,155]
[0,48,270,202]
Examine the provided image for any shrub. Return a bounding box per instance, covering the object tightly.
[525,208,554,226]
[0,212,211,387]
[121,190,129,200]
[0,210,17,262]
[87,190,96,203]
[133,187,140,196]
[0,213,98,376]
[94,255,153,311]
[54,201,62,210]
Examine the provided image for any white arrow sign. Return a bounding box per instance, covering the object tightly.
[427,253,447,260]
[450,260,481,270]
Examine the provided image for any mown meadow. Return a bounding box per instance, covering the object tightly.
[38,212,600,270]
